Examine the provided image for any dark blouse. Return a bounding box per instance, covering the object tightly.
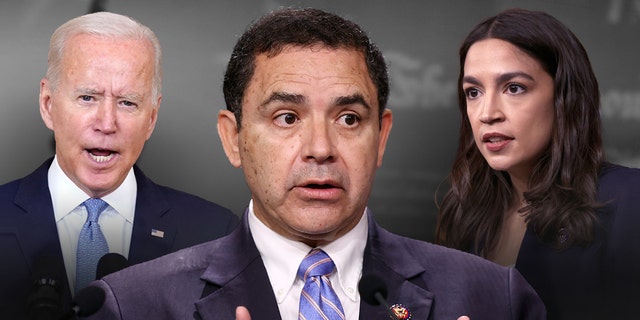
[515,164,640,319]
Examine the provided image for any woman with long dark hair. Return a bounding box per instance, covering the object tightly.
[437,8,640,320]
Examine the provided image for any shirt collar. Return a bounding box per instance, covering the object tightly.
[48,155,137,222]
[248,199,368,303]
[322,213,367,301]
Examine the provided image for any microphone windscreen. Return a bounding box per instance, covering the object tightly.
[27,256,64,319]
[358,274,388,306]
[31,256,63,284]
[73,285,106,317]
[96,253,129,279]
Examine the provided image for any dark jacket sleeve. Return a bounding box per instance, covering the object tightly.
[508,267,547,320]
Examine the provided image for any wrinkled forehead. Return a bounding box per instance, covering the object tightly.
[251,47,375,96]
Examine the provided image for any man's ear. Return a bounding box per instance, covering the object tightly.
[217,109,242,168]
[39,78,55,130]
[376,109,393,167]
[145,96,161,141]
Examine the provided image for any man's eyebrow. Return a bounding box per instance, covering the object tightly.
[119,93,143,102]
[333,94,370,110]
[74,88,102,95]
[72,88,143,102]
[259,92,371,111]
[260,92,306,107]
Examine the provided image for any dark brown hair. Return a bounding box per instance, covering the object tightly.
[222,8,388,129]
[436,8,603,255]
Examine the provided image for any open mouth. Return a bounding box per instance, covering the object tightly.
[482,132,514,144]
[485,137,508,143]
[87,149,116,163]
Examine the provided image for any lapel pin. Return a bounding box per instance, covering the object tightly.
[151,229,165,238]
[389,303,411,320]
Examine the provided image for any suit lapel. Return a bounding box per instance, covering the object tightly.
[13,158,73,309]
[192,210,435,320]
[358,271,434,320]
[194,258,281,320]
[360,211,434,319]
[194,213,281,320]
[14,160,60,258]
[127,165,176,264]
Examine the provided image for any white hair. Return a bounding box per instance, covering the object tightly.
[46,11,162,103]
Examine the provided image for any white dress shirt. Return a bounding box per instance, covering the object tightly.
[248,200,367,320]
[48,156,136,293]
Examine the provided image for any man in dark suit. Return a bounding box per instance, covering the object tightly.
[88,8,545,319]
[0,12,238,319]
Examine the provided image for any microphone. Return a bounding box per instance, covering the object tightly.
[56,253,120,319]
[95,253,129,279]
[358,274,401,320]
[27,256,63,320]
[58,285,106,319]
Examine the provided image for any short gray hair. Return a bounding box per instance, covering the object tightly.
[46,11,162,103]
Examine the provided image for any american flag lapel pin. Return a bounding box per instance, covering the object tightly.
[151,229,165,238]
[389,304,411,320]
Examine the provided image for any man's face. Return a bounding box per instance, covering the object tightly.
[40,33,160,198]
[218,46,392,247]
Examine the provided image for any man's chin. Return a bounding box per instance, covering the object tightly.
[76,173,125,198]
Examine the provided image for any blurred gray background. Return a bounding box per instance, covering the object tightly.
[1,0,638,242]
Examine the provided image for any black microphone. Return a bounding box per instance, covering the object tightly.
[56,253,121,319]
[358,274,399,319]
[27,256,64,320]
[95,253,129,279]
[58,285,106,320]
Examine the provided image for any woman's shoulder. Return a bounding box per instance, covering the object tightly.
[600,163,640,182]
[598,162,640,201]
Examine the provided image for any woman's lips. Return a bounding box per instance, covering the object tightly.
[482,133,513,152]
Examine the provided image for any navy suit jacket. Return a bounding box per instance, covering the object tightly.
[516,164,640,320]
[0,158,239,318]
[88,210,545,320]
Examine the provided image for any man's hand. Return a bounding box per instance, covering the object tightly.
[235,306,251,320]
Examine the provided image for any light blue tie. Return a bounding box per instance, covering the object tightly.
[298,249,345,320]
[75,198,109,293]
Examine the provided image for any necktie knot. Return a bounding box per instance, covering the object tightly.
[297,249,345,319]
[298,249,335,281]
[83,198,109,222]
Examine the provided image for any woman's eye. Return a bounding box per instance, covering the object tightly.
[506,84,525,94]
[465,88,480,99]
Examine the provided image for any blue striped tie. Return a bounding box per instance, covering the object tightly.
[75,198,109,293]
[298,249,345,320]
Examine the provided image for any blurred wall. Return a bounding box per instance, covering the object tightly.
[1,0,638,241]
